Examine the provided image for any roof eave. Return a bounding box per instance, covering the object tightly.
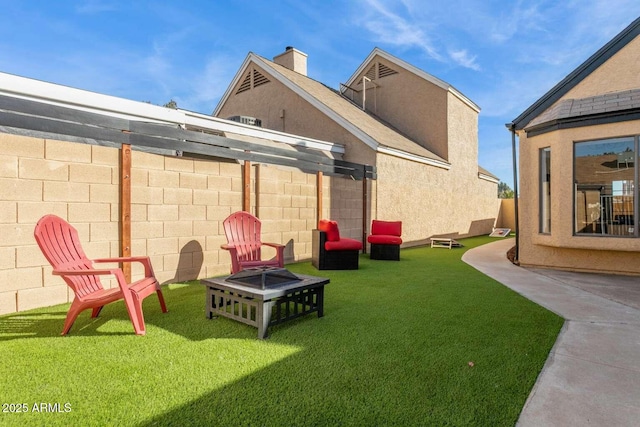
[524,108,640,138]
[377,145,451,169]
[479,172,500,184]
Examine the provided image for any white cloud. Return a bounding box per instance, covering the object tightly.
[448,49,480,71]
[358,0,443,61]
[356,0,494,70]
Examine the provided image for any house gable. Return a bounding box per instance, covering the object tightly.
[343,48,480,161]
[521,33,640,137]
[512,16,640,131]
[345,53,449,160]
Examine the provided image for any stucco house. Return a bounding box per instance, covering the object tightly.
[509,17,640,274]
[214,47,500,246]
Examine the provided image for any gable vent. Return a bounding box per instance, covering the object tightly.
[253,69,270,87]
[378,63,398,78]
[236,69,271,94]
[365,64,376,80]
[236,71,252,94]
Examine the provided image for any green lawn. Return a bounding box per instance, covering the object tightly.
[0,237,563,426]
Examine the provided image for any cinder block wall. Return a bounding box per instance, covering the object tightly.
[255,164,319,262]
[1,134,121,314]
[0,134,364,315]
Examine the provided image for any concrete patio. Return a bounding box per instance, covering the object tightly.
[463,238,640,426]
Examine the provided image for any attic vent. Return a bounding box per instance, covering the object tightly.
[236,72,252,94]
[235,69,271,94]
[378,63,398,78]
[253,69,270,87]
[365,64,376,80]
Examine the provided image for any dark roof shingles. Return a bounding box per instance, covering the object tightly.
[527,88,640,128]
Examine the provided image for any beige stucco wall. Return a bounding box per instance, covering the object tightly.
[563,36,640,100]
[350,55,450,159]
[0,133,363,315]
[376,152,498,246]
[496,198,516,230]
[518,120,640,274]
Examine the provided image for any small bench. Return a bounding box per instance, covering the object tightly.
[430,237,461,249]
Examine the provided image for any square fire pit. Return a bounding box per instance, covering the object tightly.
[200,269,330,339]
[225,266,301,289]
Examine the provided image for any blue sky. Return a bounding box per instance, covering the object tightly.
[1,1,639,184]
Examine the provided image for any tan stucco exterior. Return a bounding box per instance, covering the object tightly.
[349,55,450,160]
[563,36,640,100]
[519,121,640,274]
[375,153,498,245]
[516,27,640,274]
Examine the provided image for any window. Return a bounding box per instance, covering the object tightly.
[540,147,551,233]
[574,137,635,236]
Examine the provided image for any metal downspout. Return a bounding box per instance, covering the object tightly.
[508,123,520,263]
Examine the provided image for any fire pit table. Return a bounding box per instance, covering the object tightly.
[200,267,330,339]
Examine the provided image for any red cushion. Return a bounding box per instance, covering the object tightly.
[318,219,340,242]
[371,220,402,237]
[367,235,403,245]
[324,238,363,251]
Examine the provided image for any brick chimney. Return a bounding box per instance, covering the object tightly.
[273,46,308,76]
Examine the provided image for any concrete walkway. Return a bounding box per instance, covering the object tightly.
[462,238,640,426]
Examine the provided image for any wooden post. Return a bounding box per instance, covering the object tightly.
[120,144,132,282]
[316,171,323,224]
[243,157,251,212]
[362,177,368,254]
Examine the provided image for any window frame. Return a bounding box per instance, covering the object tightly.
[539,147,551,234]
[573,135,638,237]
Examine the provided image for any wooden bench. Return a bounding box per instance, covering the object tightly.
[430,237,461,249]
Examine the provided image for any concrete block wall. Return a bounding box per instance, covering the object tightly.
[129,151,241,285]
[322,174,364,241]
[0,134,121,314]
[255,164,319,261]
[0,134,365,315]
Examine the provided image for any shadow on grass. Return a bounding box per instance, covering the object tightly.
[138,340,459,427]
[0,312,75,339]
[0,285,212,341]
[0,283,309,342]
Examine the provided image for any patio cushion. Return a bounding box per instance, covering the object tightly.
[370,220,402,236]
[367,234,403,245]
[318,219,340,241]
[324,238,363,251]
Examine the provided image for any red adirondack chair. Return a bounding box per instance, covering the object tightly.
[34,214,167,335]
[220,211,285,273]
